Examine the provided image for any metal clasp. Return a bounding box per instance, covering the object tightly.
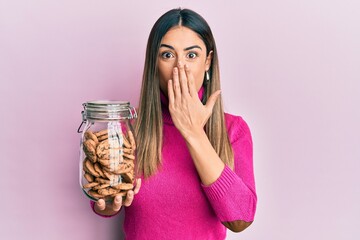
[128,107,137,119]
[77,110,86,133]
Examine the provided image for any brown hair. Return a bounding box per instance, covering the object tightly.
[135,8,234,178]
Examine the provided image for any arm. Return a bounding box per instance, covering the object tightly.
[200,117,257,231]
[167,63,256,231]
[185,129,256,232]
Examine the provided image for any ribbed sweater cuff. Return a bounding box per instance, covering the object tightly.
[201,165,237,201]
[90,201,121,218]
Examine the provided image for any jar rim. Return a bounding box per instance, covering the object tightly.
[82,100,136,121]
[85,100,130,107]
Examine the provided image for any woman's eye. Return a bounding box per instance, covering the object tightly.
[187,52,198,59]
[161,52,174,59]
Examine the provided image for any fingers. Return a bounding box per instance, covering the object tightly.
[122,178,141,207]
[168,79,175,107]
[112,195,123,212]
[172,67,182,101]
[94,179,141,213]
[133,178,142,195]
[205,90,221,111]
[95,199,106,211]
[184,64,197,97]
[178,62,189,96]
[123,190,134,207]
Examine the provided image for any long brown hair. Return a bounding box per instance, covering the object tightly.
[135,8,234,178]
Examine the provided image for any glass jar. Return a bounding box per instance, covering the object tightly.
[77,100,137,202]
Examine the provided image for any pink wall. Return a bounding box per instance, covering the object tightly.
[1,0,359,239]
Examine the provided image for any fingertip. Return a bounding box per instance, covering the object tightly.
[114,195,122,204]
[96,199,104,206]
[126,191,134,203]
[123,191,134,207]
[212,90,222,99]
[96,199,105,210]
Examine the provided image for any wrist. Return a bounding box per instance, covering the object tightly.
[183,127,207,145]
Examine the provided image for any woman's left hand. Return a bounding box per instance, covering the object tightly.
[167,61,221,140]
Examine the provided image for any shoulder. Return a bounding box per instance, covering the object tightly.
[224,113,252,143]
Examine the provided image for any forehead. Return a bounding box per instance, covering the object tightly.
[161,26,205,48]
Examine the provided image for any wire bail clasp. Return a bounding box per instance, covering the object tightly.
[77,104,87,133]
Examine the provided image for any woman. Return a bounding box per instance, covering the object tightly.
[92,8,257,239]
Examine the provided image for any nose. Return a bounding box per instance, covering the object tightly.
[175,57,186,69]
[175,53,187,66]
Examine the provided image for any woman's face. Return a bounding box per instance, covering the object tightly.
[157,26,212,96]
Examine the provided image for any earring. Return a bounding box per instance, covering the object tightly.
[206,71,210,81]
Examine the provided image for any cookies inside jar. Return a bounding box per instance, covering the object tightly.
[81,124,136,202]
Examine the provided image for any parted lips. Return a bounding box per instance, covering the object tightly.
[82,129,136,201]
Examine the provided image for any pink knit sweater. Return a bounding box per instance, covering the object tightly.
[91,89,257,239]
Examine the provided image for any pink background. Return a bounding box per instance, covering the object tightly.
[1,0,359,239]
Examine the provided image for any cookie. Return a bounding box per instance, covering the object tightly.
[97,149,122,160]
[98,134,109,142]
[97,140,110,151]
[94,162,106,178]
[98,187,119,196]
[103,161,132,174]
[84,131,99,145]
[127,130,136,151]
[123,159,135,169]
[97,158,108,166]
[122,134,131,148]
[95,177,110,184]
[83,139,97,162]
[84,173,94,182]
[95,129,108,137]
[102,167,114,180]
[92,183,110,190]
[121,172,134,183]
[83,182,99,189]
[123,153,135,160]
[88,190,105,199]
[111,191,128,197]
[123,147,133,154]
[112,183,134,191]
[85,159,100,177]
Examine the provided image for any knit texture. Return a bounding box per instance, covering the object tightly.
[91,88,257,239]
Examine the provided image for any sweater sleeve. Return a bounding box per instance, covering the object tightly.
[201,116,257,222]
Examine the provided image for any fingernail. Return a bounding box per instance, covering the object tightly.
[178,61,182,67]
[173,67,178,73]
[185,64,189,70]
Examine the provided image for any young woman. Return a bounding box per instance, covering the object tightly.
[92,8,257,239]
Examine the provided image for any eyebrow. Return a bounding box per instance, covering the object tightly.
[160,44,202,51]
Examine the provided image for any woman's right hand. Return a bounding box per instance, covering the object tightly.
[94,178,141,216]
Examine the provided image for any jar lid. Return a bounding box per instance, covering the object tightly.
[82,100,137,121]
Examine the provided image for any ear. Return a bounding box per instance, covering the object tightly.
[205,50,213,71]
